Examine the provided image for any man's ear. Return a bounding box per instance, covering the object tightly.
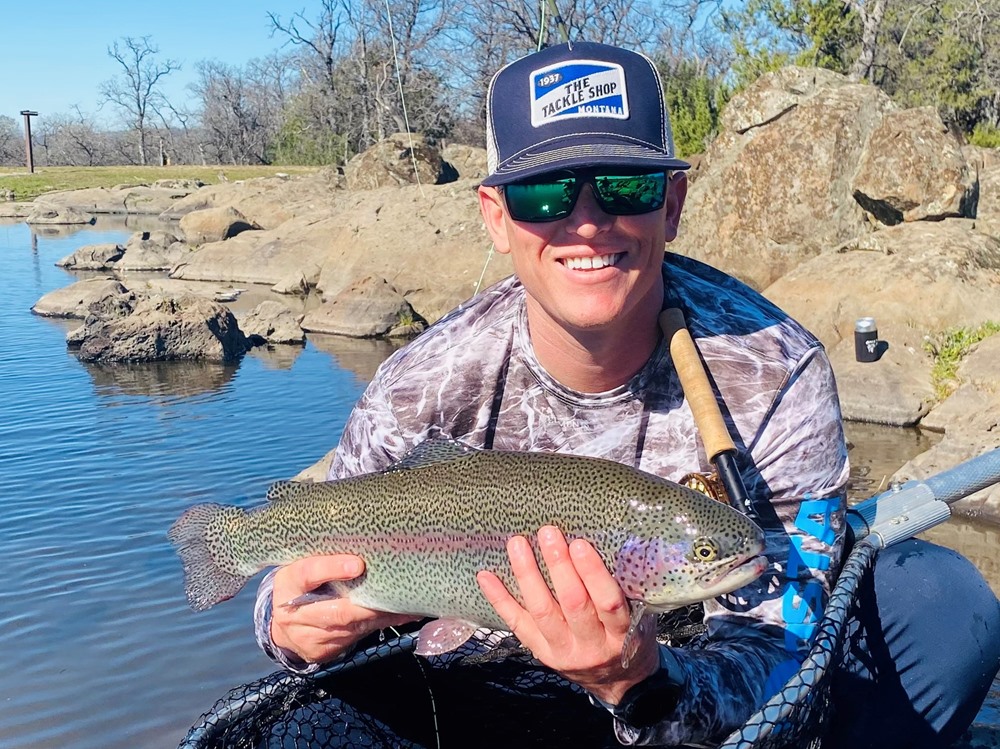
[478,186,512,254]
[663,172,688,243]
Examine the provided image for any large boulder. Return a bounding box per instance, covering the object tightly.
[26,205,95,225]
[671,68,885,289]
[344,133,447,191]
[75,293,250,363]
[829,338,935,426]
[670,66,979,291]
[56,243,124,270]
[240,301,305,344]
[31,277,131,318]
[301,275,426,338]
[441,144,488,182]
[0,202,33,218]
[852,107,976,225]
[116,230,190,271]
[180,206,259,245]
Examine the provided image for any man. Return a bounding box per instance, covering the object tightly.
[255,41,1000,747]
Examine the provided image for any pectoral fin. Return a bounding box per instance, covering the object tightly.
[621,600,651,669]
[414,618,481,656]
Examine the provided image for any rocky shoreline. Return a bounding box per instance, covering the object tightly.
[9,69,1000,526]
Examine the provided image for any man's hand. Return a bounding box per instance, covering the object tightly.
[270,555,418,664]
[477,526,660,705]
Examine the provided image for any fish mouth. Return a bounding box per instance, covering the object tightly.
[699,554,769,592]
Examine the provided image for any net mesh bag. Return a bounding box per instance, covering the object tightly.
[179,541,880,749]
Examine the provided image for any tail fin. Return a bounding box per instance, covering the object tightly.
[168,503,252,611]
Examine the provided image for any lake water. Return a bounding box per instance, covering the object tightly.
[0,218,996,748]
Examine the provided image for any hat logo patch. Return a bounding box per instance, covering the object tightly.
[530,60,629,127]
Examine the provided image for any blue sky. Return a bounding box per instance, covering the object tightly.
[0,0,307,126]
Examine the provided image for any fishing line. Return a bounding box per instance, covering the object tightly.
[412,652,442,749]
[384,0,425,198]
[474,242,496,296]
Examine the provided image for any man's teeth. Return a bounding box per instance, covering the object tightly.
[563,253,622,270]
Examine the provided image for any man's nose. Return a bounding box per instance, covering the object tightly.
[566,184,613,236]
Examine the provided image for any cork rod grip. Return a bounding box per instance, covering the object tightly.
[658,308,736,460]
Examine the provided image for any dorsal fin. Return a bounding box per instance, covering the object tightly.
[387,437,479,472]
[265,480,316,502]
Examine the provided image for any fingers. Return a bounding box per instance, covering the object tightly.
[568,538,630,629]
[273,554,364,602]
[478,528,629,653]
[269,554,416,665]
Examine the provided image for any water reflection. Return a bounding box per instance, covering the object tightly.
[844,420,999,597]
[248,344,305,371]
[308,333,406,383]
[29,223,93,238]
[85,360,239,399]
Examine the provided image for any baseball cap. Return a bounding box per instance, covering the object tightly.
[481,41,691,187]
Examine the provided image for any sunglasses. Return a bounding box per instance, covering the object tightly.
[499,170,668,223]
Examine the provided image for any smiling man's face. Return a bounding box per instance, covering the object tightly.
[479,172,687,341]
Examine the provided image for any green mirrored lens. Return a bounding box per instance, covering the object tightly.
[502,171,667,222]
[593,173,667,214]
[504,179,577,221]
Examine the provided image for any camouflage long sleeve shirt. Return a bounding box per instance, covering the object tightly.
[259,253,849,746]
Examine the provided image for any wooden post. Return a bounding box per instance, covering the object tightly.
[20,110,38,173]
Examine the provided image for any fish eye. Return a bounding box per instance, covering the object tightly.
[691,537,719,562]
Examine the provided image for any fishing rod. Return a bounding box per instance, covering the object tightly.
[660,307,1000,540]
[659,308,754,516]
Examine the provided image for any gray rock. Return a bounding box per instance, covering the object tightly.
[672,69,890,290]
[55,243,124,270]
[720,67,851,134]
[441,143,488,181]
[116,231,189,272]
[36,183,199,215]
[0,202,33,218]
[160,175,330,229]
[830,336,934,426]
[765,220,1000,353]
[26,205,95,225]
[344,133,446,191]
[240,301,305,344]
[956,334,1000,389]
[66,286,138,346]
[76,292,250,363]
[32,277,131,318]
[179,205,259,245]
[271,270,312,295]
[171,179,509,324]
[300,275,426,338]
[852,107,976,225]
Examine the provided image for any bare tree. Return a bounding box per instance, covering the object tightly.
[0,115,21,166]
[99,36,180,165]
[270,0,456,159]
[192,54,293,164]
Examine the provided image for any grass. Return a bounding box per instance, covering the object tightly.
[923,321,1000,399]
[0,165,320,201]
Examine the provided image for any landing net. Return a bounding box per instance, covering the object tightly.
[178,540,879,749]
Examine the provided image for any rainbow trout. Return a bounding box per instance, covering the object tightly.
[169,439,767,657]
